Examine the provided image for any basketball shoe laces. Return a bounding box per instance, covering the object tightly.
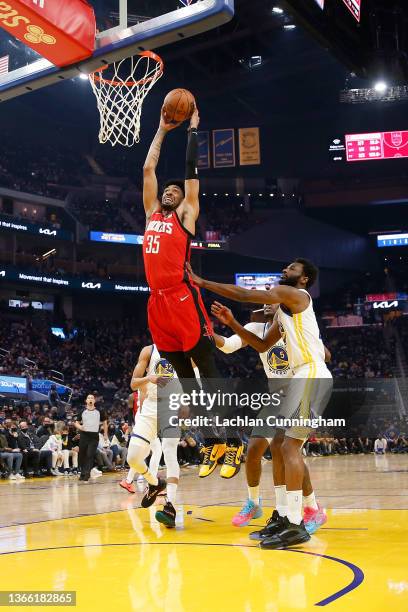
[200,446,212,464]
[224,447,237,466]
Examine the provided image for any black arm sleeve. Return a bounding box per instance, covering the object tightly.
[185,128,198,180]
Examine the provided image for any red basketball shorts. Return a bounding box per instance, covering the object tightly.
[147,281,213,353]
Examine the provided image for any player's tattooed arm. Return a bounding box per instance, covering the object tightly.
[143,108,180,218]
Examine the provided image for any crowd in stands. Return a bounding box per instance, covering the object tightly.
[304,417,408,457]
[0,399,203,479]
[0,138,87,198]
[0,308,405,480]
[201,199,251,241]
[323,326,396,378]
[67,195,135,233]
[0,248,141,283]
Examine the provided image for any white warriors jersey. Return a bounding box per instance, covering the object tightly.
[141,345,199,416]
[243,323,292,378]
[277,289,325,370]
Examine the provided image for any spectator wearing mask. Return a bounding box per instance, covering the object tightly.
[15,423,43,478]
[0,430,23,479]
[61,424,79,475]
[18,421,53,476]
[108,424,127,467]
[36,417,54,440]
[41,422,65,475]
[96,427,115,472]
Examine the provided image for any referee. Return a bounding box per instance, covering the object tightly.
[75,394,108,482]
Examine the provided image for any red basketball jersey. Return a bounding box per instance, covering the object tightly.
[143,210,191,289]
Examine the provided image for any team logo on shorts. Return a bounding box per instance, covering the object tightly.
[154,359,175,378]
[267,345,290,375]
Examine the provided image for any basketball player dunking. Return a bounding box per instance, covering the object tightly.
[141,106,243,487]
[187,258,333,548]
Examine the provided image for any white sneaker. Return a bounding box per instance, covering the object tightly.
[90,468,102,478]
[8,474,17,480]
[15,473,25,480]
[51,468,62,476]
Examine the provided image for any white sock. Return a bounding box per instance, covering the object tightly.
[167,482,177,505]
[303,491,318,510]
[287,490,303,525]
[248,485,260,505]
[274,485,288,517]
[126,468,136,484]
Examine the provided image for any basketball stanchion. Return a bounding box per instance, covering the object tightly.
[89,51,164,147]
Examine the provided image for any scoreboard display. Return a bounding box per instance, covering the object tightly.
[235,273,281,290]
[345,131,408,162]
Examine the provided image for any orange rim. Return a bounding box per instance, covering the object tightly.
[89,51,164,87]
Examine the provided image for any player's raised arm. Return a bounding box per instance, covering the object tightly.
[186,264,307,312]
[143,110,180,219]
[211,301,282,353]
[130,346,155,391]
[211,302,247,351]
[183,107,200,221]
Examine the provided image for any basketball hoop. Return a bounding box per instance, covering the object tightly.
[89,51,164,147]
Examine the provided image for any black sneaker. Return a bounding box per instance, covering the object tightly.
[260,518,311,550]
[141,478,166,508]
[249,509,286,541]
[155,501,176,528]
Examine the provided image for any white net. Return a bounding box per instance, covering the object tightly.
[89,51,164,147]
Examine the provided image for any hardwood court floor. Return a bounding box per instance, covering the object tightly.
[0,454,407,611]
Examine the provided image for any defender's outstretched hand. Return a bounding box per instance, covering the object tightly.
[211,302,234,326]
[160,106,182,131]
[185,262,204,287]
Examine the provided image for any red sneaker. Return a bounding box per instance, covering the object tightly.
[304,503,327,534]
[119,479,136,494]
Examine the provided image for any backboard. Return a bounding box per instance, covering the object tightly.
[0,0,234,102]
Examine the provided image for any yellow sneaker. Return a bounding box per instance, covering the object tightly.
[220,444,244,479]
[198,443,226,478]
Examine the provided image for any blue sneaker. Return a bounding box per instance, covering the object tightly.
[232,498,263,527]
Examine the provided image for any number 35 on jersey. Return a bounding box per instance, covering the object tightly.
[145,235,160,253]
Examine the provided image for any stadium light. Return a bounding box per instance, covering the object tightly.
[374,81,387,93]
[284,24,296,30]
[79,73,89,81]
[272,7,283,14]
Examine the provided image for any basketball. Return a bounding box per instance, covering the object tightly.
[162,88,196,124]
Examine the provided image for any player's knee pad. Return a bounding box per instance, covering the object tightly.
[127,438,150,471]
[162,437,180,479]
